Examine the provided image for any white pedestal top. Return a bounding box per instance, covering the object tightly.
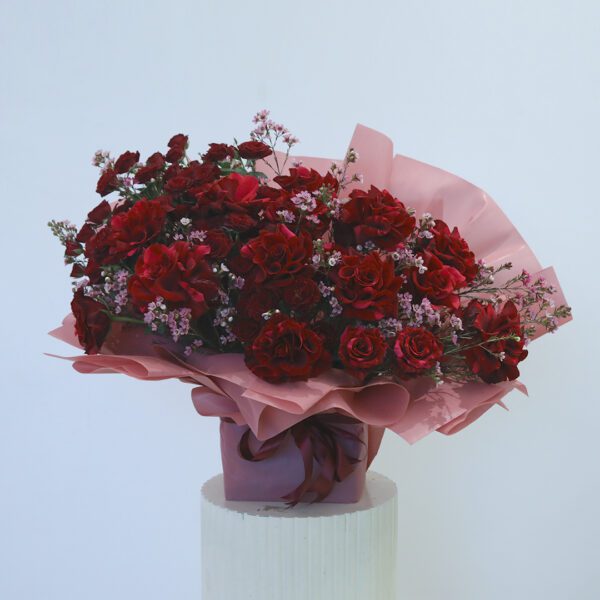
[201,471,398,600]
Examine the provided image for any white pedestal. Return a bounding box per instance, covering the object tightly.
[201,471,398,600]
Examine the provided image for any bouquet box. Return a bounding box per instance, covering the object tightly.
[220,418,368,503]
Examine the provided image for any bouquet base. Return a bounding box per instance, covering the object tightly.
[220,418,368,503]
[201,471,397,600]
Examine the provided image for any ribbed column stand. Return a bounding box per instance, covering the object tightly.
[201,471,397,600]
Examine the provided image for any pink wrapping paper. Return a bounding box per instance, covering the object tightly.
[49,124,571,452]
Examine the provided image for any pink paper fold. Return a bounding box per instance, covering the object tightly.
[49,124,571,447]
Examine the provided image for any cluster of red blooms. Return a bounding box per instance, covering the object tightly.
[51,112,570,386]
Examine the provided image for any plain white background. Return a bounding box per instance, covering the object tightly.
[1,1,598,598]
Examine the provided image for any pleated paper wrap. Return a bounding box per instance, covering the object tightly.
[50,125,571,461]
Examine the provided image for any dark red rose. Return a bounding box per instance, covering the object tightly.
[237,286,279,321]
[245,316,330,382]
[237,141,272,160]
[111,198,134,215]
[164,174,191,194]
[334,186,416,250]
[190,174,259,228]
[96,169,118,196]
[184,161,221,187]
[240,224,313,284]
[163,163,181,182]
[312,321,338,354]
[70,263,86,278]
[274,166,331,193]
[394,327,443,377]
[421,220,478,284]
[76,222,96,243]
[224,212,257,232]
[128,241,218,317]
[282,277,321,313]
[87,200,111,224]
[461,300,528,383]
[230,316,262,343]
[231,286,279,343]
[135,152,165,184]
[338,326,388,379]
[129,244,179,298]
[331,252,403,320]
[114,151,140,174]
[166,133,188,162]
[70,290,111,354]
[256,185,287,200]
[226,253,254,277]
[84,226,113,268]
[168,133,188,147]
[163,162,219,196]
[408,252,466,310]
[202,143,235,162]
[64,240,82,257]
[204,230,233,259]
[108,199,167,260]
[83,259,103,284]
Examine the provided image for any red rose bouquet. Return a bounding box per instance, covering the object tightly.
[49,111,571,503]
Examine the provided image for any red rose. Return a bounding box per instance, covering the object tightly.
[86,200,111,224]
[226,253,254,277]
[163,161,220,197]
[114,151,140,174]
[237,141,272,159]
[254,190,295,222]
[112,199,134,215]
[226,173,260,203]
[462,300,528,383]
[335,186,416,250]
[331,252,403,320]
[394,327,443,377]
[76,222,95,243]
[129,242,218,317]
[237,286,278,321]
[409,252,466,310]
[96,168,118,196]
[422,220,478,284]
[164,173,191,194]
[108,199,167,260]
[84,226,113,270]
[245,316,330,382]
[166,133,188,162]
[231,286,279,342]
[184,161,221,187]
[135,152,165,184]
[70,263,85,278]
[224,212,257,232]
[64,240,82,257]
[282,277,321,313]
[191,174,258,229]
[312,320,338,354]
[339,326,388,379]
[204,230,233,258]
[168,133,188,147]
[71,290,111,354]
[230,317,262,343]
[274,166,336,193]
[202,143,235,162]
[240,224,313,284]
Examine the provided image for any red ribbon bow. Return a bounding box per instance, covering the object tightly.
[237,414,365,506]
